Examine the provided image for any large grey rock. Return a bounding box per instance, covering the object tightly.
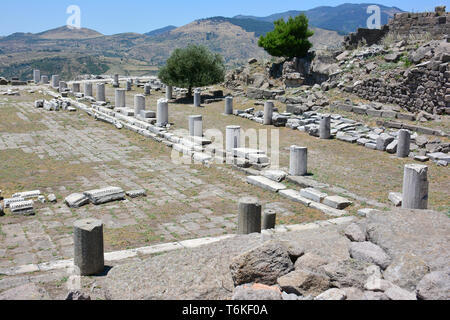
[294,252,329,271]
[364,275,394,292]
[342,287,366,300]
[363,209,449,273]
[323,259,372,289]
[344,223,366,242]
[279,240,305,263]
[384,286,417,300]
[277,269,330,296]
[230,240,294,286]
[232,283,282,300]
[416,271,450,300]
[383,254,430,291]
[349,242,391,269]
[314,288,347,300]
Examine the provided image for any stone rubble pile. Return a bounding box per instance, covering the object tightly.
[326,36,450,115]
[0,190,53,217]
[232,106,450,166]
[64,186,145,208]
[230,208,450,300]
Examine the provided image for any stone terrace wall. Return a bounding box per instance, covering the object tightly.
[344,6,449,49]
[351,56,450,115]
[344,26,389,49]
[388,6,450,38]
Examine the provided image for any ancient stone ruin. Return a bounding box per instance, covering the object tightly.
[0,5,448,303]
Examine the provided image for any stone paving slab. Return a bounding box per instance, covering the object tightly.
[0,98,309,271]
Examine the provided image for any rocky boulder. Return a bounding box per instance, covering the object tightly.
[230,240,294,286]
[416,271,450,300]
[383,253,430,291]
[277,269,330,297]
[349,242,392,270]
[323,259,372,289]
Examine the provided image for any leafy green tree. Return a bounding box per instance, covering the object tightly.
[258,14,314,59]
[158,45,225,97]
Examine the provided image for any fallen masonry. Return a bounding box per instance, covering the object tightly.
[231,107,449,165]
[83,187,125,205]
[9,200,35,216]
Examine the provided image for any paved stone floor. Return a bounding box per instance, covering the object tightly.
[0,95,314,270]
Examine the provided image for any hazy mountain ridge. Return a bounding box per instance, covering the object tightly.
[234,3,404,34]
[0,3,402,80]
[145,26,177,37]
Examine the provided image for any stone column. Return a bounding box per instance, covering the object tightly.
[319,114,331,139]
[402,164,428,209]
[157,98,169,127]
[289,146,308,176]
[134,94,145,116]
[397,129,411,158]
[194,89,201,107]
[41,75,49,84]
[166,85,173,100]
[238,197,261,235]
[189,115,203,137]
[96,83,106,102]
[126,80,132,91]
[144,84,151,96]
[262,209,276,230]
[225,96,233,115]
[226,125,241,152]
[84,82,93,97]
[51,75,60,88]
[113,74,119,88]
[33,70,40,83]
[115,89,126,108]
[264,101,274,125]
[59,81,67,92]
[73,218,104,276]
[72,82,81,93]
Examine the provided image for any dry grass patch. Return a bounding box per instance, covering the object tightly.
[0,149,95,196]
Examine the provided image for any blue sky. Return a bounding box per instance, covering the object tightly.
[0,0,447,36]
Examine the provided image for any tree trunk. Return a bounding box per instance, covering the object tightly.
[187,86,193,98]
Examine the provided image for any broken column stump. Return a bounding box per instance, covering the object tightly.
[74,219,104,276]
[402,164,428,209]
[238,197,262,235]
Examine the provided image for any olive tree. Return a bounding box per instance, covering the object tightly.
[158,45,225,97]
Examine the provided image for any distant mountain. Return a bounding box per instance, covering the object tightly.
[36,26,103,39]
[235,3,404,34]
[145,25,177,37]
[2,3,403,80]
